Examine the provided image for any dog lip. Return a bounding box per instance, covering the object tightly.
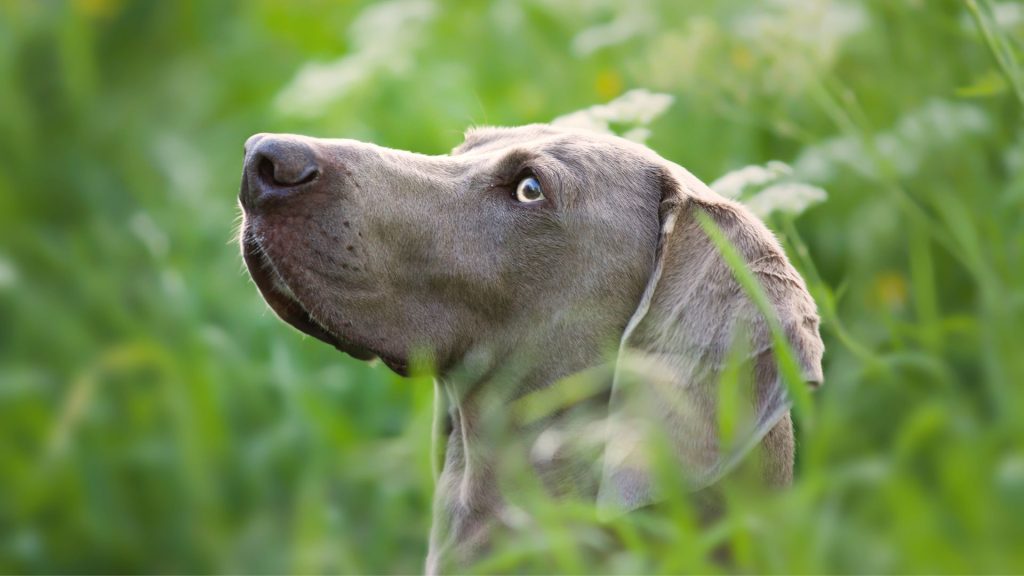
[242,234,379,363]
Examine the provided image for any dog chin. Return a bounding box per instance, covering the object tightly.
[241,232,409,375]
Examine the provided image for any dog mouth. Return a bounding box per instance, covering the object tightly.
[242,231,408,373]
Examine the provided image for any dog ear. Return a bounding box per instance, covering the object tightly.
[597,164,824,513]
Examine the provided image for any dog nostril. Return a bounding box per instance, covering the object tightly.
[256,152,319,188]
[242,135,322,209]
[257,154,277,186]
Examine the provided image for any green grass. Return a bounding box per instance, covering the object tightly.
[1,0,1023,572]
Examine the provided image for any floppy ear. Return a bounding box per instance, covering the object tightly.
[598,164,824,512]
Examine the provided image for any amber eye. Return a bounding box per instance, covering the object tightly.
[514,176,544,204]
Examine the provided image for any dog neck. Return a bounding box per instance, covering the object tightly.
[428,318,619,570]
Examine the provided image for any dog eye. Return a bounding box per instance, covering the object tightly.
[514,176,544,204]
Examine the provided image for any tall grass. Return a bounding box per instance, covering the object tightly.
[1,0,1022,572]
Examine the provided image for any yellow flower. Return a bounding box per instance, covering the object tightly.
[874,272,908,311]
[730,46,755,72]
[595,70,623,101]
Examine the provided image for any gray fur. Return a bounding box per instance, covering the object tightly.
[238,125,824,573]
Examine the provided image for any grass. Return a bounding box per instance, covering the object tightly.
[1,0,1023,572]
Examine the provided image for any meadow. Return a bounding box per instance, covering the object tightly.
[1,0,1023,573]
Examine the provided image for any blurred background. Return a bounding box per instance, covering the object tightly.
[2,0,1023,573]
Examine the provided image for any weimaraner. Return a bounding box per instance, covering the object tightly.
[238,125,824,573]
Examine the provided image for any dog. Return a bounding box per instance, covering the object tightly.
[238,125,823,573]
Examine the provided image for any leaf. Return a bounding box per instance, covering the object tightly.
[955,69,1009,98]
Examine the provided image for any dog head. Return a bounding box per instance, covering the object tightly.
[240,126,668,376]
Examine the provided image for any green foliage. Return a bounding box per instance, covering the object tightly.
[1,0,1022,572]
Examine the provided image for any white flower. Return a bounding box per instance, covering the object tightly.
[275,0,437,117]
[992,1,1024,28]
[730,0,868,97]
[733,0,868,63]
[571,10,654,57]
[710,160,792,199]
[711,160,826,218]
[745,182,828,218]
[553,89,674,143]
[794,99,991,182]
[619,127,649,143]
[894,99,989,145]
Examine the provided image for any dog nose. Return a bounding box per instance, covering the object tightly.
[241,134,320,209]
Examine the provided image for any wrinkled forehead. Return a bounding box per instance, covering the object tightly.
[453,125,570,155]
[454,124,657,156]
[453,124,664,180]
[452,124,666,211]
